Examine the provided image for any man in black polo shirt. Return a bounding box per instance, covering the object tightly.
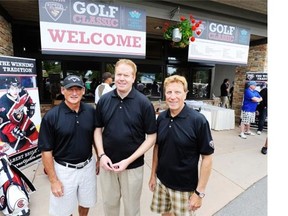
[38,75,98,216]
[149,75,214,216]
[220,78,230,108]
[94,59,157,216]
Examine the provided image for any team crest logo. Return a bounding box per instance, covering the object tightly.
[209,140,215,149]
[44,2,65,21]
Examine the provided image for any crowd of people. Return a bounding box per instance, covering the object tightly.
[35,60,268,216]
[219,78,267,154]
[37,59,215,216]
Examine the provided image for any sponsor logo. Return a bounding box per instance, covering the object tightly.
[44,2,65,21]
[68,76,81,82]
[17,199,25,208]
[129,10,141,19]
[209,141,215,149]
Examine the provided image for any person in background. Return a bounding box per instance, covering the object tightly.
[94,72,113,104]
[239,81,262,139]
[151,80,160,96]
[94,59,157,216]
[149,75,214,216]
[38,75,98,216]
[136,80,145,94]
[256,83,267,135]
[89,78,97,95]
[229,81,234,108]
[261,137,268,155]
[220,78,230,108]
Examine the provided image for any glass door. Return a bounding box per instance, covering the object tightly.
[166,65,212,99]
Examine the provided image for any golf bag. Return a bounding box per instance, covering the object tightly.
[0,153,36,216]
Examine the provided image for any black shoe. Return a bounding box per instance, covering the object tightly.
[261,147,267,155]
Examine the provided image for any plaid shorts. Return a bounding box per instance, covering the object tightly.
[150,179,196,216]
[240,111,256,124]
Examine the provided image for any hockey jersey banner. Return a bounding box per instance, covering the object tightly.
[0,56,41,169]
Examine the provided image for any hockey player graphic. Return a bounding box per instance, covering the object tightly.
[0,77,38,152]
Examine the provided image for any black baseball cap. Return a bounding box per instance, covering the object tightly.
[63,75,84,88]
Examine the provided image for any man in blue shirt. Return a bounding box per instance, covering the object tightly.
[239,81,263,139]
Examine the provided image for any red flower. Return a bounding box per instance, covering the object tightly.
[163,14,202,47]
[180,16,186,21]
[164,22,170,27]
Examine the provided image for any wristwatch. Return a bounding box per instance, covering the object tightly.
[195,189,205,198]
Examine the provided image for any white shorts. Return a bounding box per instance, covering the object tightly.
[49,155,97,216]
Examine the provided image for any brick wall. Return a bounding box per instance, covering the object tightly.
[0,15,13,55]
[233,44,268,123]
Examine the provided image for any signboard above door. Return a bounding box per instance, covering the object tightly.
[38,0,146,58]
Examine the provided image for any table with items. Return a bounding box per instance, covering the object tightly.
[185,100,235,131]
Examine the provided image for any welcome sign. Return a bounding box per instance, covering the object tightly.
[38,0,146,58]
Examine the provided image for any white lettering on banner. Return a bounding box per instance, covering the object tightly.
[73,1,119,18]
[10,62,34,67]
[0,61,34,73]
[209,23,236,35]
[47,29,142,47]
[73,15,118,27]
[2,67,33,73]
[0,61,10,66]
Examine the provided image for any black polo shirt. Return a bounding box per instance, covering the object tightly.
[221,82,229,96]
[156,104,214,191]
[95,87,157,169]
[38,101,95,164]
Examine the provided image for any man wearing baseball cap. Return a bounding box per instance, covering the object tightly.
[239,81,263,139]
[38,75,99,216]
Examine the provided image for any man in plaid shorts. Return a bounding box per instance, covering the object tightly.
[149,75,214,216]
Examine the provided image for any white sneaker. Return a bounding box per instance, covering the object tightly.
[244,131,256,136]
[239,133,247,139]
[257,131,261,135]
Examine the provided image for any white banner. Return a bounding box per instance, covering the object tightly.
[38,0,146,58]
[0,56,41,169]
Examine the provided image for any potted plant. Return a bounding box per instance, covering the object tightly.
[163,15,202,48]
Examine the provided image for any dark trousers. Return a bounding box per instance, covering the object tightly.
[258,107,267,131]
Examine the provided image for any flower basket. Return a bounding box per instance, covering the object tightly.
[163,15,202,48]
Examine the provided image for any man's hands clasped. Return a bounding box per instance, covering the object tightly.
[99,154,129,172]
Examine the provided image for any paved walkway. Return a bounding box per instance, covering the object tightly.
[214,176,267,216]
[7,126,267,216]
